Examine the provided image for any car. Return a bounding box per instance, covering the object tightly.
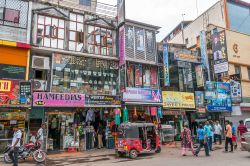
[241,132,250,152]
[244,119,250,131]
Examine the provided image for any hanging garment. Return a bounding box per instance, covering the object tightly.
[157,107,163,118]
[85,109,95,122]
[123,107,129,123]
[114,109,121,125]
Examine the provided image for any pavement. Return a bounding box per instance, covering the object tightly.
[1,143,250,166]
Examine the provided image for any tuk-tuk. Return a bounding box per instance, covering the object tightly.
[116,122,161,159]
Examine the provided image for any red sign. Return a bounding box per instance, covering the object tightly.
[0,80,21,106]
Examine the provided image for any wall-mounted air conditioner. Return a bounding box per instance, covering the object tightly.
[32,56,50,70]
[33,80,47,91]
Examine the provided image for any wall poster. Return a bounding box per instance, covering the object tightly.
[135,64,143,87]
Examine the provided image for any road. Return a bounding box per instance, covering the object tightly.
[1,146,250,166]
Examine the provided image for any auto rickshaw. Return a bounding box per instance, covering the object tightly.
[116,122,161,159]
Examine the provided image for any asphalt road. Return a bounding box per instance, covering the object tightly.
[1,146,250,166]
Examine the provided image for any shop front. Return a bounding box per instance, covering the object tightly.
[0,80,31,153]
[122,88,163,124]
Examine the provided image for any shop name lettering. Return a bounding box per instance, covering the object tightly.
[164,102,194,108]
[126,89,151,95]
[36,93,83,101]
[0,81,11,92]
[90,96,113,101]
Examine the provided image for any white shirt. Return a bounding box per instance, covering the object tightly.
[37,128,44,141]
[214,124,222,135]
[12,130,22,147]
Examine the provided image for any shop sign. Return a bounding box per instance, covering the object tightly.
[163,44,170,86]
[162,110,186,116]
[174,50,199,63]
[85,95,121,106]
[212,31,229,74]
[0,64,26,80]
[33,92,85,107]
[162,91,195,109]
[205,81,232,112]
[0,80,11,92]
[123,88,162,103]
[197,108,206,113]
[19,81,32,105]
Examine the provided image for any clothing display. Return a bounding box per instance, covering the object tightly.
[85,109,95,122]
[114,108,121,125]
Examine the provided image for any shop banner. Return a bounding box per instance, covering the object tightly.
[135,64,143,87]
[195,91,204,108]
[205,81,232,112]
[174,49,199,63]
[117,0,125,26]
[123,88,162,103]
[163,44,170,86]
[85,95,121,106]
[119,26,125,66]
[195,65,204,87]
[0,80,30,106]
[212,31,229,74]
[200,31,209,69]
[162,91,195,109]
[33,92,85,107]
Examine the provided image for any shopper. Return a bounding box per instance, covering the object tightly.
[37,123,46,149]
[204,121,213,151]
[97,122,104,149]
[181,123,194,156]
[9,125,22,166]
[224,121,233,152]
[237,120,248,137]
[214,120,222,145]
[195,124,210,157]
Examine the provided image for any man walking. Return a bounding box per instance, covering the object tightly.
[9,125,22,166]
[225,120,233,152]
[237,120,248,137]
[204,121,213,151]
[214,121,222,145]
[37,123,45,149]
[195,124,209,157]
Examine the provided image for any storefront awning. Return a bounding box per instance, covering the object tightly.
[124,102,162,106]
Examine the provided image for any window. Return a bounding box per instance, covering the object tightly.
[37,15,65,49]
[79,0,91,6]
[34,70,46,80]
[235,65,241,75]
[4,8,20,23]
[87,25,113,56]
[248,67,250,80]
[0,8,3,20]
[185,38,189,45]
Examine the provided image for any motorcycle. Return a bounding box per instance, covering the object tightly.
[3,139,46,164]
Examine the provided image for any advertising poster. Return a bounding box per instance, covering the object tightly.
[126,26,134,49]
[195,65,204,87]
[143,66,151,88]
[195,91,205,108]
[162,91,195,109]
[200,31,209,69]
[150,67,157,87]
[136,29,145,51]
[163,44,170,86]
[127,64,134,87]
[117,0,125,26]
[230,79,242,104]
[19,81,31,105]
[135,64,143,87]
[33,92,85,107]
[205,81,232,112]
[119,26,125,66]
[123,88,162,103]
[212,31,229,74]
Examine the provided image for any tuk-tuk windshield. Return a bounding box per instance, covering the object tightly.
[118,126,139,138]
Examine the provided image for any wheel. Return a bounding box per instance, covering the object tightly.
[118,151,125,157]
[33,150,46,163]
[155,146,161,153]
[129,149,138,159]
[4,154,13,163]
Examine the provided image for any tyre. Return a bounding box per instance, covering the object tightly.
[155,146,161,153]
[118,151,125,157]
[4,154,13,163]
[129,149,138,159]
[33,150,46,163]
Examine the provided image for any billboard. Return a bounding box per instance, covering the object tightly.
[195,65,204,87]
[162,91,195,109]
[200,31,209,69]
[212,31,229,74]
[195,91,205,108]
[117,0,125,26]
[230,74,242,104]
[205,81,232,112]
[163,44,170,86]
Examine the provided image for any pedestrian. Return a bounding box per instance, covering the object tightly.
[237,120,248,150]
[224,120,233,152]
[37,123,46,149]
[214,120,222,145]
[204,121,213,151]
[181,122,194,156]
[195,124,210,157]
[230,122,237,150]
[9,125,22,166]
[97,122,104,149]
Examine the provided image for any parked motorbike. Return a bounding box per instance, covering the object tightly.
[3,139,46,163]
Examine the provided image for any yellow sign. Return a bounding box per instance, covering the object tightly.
[0,80,11,92]
[162,91,195,109]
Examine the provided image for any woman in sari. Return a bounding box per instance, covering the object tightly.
[181,123,195,156]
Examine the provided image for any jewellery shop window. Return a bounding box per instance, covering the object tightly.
[52,54,119,95]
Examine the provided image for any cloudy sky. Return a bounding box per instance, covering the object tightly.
[98,0,250,41]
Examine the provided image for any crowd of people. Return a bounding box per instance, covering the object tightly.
[180,120,248,157]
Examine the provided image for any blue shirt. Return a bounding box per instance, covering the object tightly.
[204,125,212,137]
[197,128,205,140]
[232,125,236,135]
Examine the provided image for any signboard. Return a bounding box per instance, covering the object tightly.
[19,81,31,105]
[162,91,195,109]
[85,95,121,106]
[123,88,162,103]
[200,31,209,69]
[33,92,85,107]
[174,50,198,63]
[119,26,125,66]
[195,65,204,87]
[230,79,242,104]
[212,31,229,74]
[205,81,232,112]
[0,64,26,80]
[195,91,204,109]
[0,80,11,92]
[163,44,170,86]
[117,0,125,26]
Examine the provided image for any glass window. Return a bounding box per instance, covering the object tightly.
[79,0,91,6]
[4,8,20,23]
[235,65,241,75]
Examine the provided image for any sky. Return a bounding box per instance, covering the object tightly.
[98,0,250,41]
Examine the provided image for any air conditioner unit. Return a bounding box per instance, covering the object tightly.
[33,80,47,91]
[32,56,50,70]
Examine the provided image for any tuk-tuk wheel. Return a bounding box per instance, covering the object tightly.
[129,149,138,159]
[155,146,161,153]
